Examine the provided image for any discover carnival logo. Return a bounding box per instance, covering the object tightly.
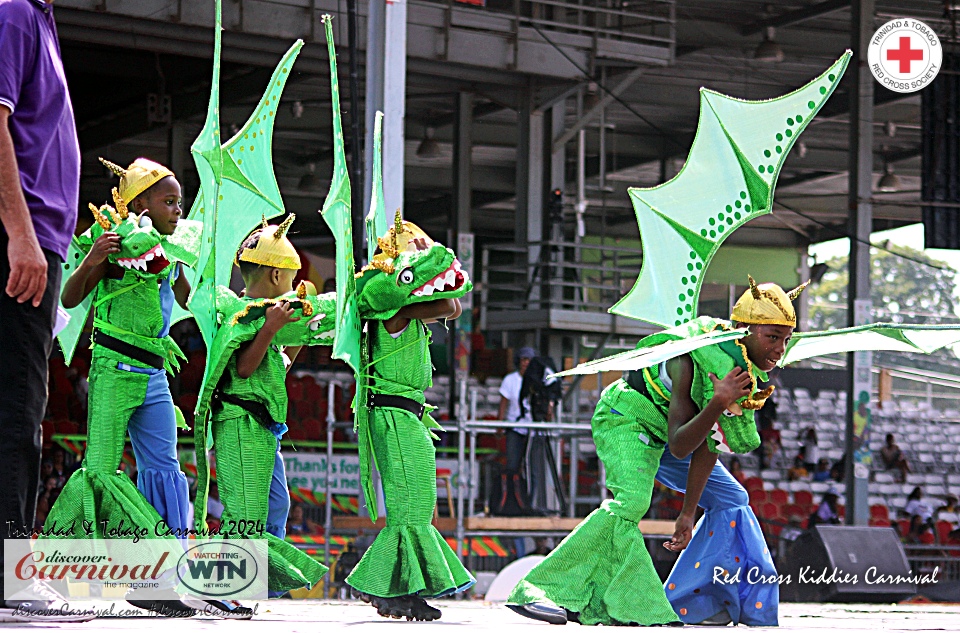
[868,18,942,93]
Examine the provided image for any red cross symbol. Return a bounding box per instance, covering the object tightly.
[887,36,924,74]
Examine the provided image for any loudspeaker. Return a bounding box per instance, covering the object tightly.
[781,526,917,603]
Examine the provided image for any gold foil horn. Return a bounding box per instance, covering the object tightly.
[89,203,112,230]
[748,274,762,300]
[392,208,403,252]
[274,214,296,239]
[99,157,127,178]
[111,188,129,219]
[786,280,811,300]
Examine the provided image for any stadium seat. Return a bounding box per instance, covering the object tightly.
[749,490,767,506]
[745,476,764,492]
[794,490,813,506]
[769,489,789,505]
[869,504,889,521]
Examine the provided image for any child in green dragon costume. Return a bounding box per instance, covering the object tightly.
[508,277,804,626]
[344,216,474,621]
[46,157,202,617]
[191,215,337,596]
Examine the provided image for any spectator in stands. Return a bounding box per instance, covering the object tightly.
[285,503,320,535]
[756,394,780,469]
[799,428,819,471]
[935,494,958,527]
[904,514,934,545]
[727,457,746,486]
[39,459,53,483]
[904,486,934,524]
[808,489,840,527]
[812,458,831,482]
[496,347,537,514]
[829,453,846,483]
[880,433,910,482]
[49,445,67,488]
[787,456,809,482]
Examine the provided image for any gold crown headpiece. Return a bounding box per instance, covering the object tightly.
[99,157,175,206]
[236,214,301,270]
[730,275,809,327]
[361,209,434,275]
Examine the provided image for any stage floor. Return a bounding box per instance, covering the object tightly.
[38,600,960,630]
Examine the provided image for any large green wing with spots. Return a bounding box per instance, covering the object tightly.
[186,0,303,350]
[611,51,851,328]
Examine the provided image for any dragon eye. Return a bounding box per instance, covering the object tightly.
[398,268,414,285]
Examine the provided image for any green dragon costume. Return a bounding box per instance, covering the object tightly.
[343,216,474,605]
[48,188,201,543]
[178,0,335,597]
[192,275,336,593]
[508,48,960,627]
[311,16,473,619]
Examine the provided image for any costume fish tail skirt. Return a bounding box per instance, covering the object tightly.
[212,413,327,593]
[508,399,679,626]
[346,408,474,598]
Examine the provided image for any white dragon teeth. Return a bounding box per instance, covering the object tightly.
[144,252,154,261]
[421,284,435,296]
[313,330,334,339]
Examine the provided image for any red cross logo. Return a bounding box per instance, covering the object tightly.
[886,36,924,74]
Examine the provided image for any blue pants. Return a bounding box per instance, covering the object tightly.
[267,441,290,539]
[655,450,779,626]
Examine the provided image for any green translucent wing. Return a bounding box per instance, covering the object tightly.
[57,237,93,365]
[320,15,370,518]
[320,15,361,374]
[780,323,960,366]
[185,0,224,352]
[365,111,387,264]
[549,328,746,378]
[187,13,302,350]
[188,0,303,529]
[611,51,852,328]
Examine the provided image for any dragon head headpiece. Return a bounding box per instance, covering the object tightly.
[84,192,171,278]
[730,275,808,328]
[355,210,471,319]
[99,156,175,209]
[236,214,301,270]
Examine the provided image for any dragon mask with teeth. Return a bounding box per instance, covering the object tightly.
[354,212,472,321]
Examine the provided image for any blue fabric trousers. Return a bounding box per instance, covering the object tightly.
[655,450,779,626]
[267,441,289,540]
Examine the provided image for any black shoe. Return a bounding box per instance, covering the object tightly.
[407,595,442,621]
[369,595,413,619]
[126,588,196,618]
[506,602,568,625]
[182,597,254,620]
[565,609,581,624]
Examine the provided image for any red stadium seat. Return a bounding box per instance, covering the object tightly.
[870,518,891,527]
[769,489,789,505]
[869,504,889,521]
[761,502,780,520]
[749,490,767,506]
[745,477,764,492]
[897,519,911,536]
[794,490,813,506]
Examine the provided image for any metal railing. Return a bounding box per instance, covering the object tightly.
[481,239,643,317]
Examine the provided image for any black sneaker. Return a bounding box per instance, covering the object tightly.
[126,588,196,618]
[506,602,568,625]
[182,597,254,620]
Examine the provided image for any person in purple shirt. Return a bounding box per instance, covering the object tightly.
[0,0,92,622]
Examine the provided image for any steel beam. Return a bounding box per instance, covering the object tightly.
[740,0,852,37]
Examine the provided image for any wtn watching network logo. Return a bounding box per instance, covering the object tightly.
[177,541,266,598]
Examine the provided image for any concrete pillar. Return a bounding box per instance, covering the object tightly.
[845,0,874,527]
[516,86,544,303]
[364,0,406,233]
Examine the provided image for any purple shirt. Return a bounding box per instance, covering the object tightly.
[0,0,79,260]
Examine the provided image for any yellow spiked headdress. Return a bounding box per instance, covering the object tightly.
[99,157,175,207]
[362,209,434,275]
[236,214,301,270]
[730,275,809,327]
